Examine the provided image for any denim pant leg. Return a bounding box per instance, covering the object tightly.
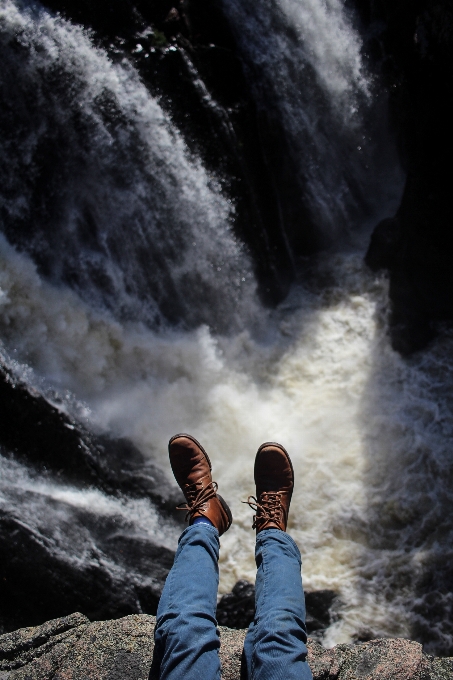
[242,529,312,680]
[150,524,221,680]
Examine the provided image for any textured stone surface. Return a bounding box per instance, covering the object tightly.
[307,637,429,680]
[2,613,453,679]
[0,613,89,674]
[217,626,246,680]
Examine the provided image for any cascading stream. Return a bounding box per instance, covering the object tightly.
[1,0,452,656]
[0,0,257,332]
[2,239,453,650]
[218,0,403,243]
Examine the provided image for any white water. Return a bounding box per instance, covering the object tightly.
[2,237,453,650]
[0,0,256,331]
[1,0,452,655]
[0,453,179,559]
[218,0,403,242]
[222,0,370,111]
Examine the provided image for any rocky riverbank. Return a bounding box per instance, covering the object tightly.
[1,612,452,680]
[0,357,180,632]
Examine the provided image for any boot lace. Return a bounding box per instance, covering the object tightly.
[177,480,218,522]
[243,492,284,529]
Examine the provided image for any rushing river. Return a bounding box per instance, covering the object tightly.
[2,0,453,655]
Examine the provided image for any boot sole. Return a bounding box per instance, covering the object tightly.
[254,441,294,488]
[168,432,212,470]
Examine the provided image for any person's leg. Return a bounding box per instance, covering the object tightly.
[150,434,232,680]
[242,529,311,680]
[242,443,312,680]
[151,523,221,680]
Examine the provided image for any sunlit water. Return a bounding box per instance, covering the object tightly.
[2,237,453,649]
[2,0,452,654]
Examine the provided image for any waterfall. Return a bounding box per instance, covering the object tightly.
[1,0,452,656]
[0,0,257,332]
[219,0,402,244]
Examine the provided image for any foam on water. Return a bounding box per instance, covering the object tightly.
[2,237,453,650]
[1,0,450,655]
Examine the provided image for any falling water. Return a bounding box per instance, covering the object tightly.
[218,0,401,242]
[0,0,256,332]
[1,0,453,655]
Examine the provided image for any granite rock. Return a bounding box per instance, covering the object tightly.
[1,613,453,680]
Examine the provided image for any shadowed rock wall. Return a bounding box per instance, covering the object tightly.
[361,0,453,353]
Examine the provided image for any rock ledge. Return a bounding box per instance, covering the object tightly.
[1,613,452,679]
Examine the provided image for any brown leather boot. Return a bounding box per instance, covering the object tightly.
[169,433,232,536]
[245,442,294,532]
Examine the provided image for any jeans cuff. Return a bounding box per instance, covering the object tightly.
[179,522,220,543]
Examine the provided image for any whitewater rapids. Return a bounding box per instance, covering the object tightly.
[2,0,452,654]
[2,235,453,648]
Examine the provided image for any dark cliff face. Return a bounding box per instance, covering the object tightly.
[361,0,453,353]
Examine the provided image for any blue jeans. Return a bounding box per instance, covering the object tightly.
[150,524,312,680]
